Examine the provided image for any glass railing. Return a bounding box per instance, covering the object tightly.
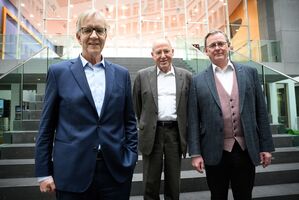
[0,34,61,75]
[231,39,281,63]
[230,51,298,131]
[0,34,43,60]
[0,47,61,143]
[185,46,299,132]
[179,38,282,73]
[0,35,296,143]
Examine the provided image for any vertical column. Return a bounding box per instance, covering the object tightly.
[269,83,278,124]
[10,84,21,131]
[287,81,298,130]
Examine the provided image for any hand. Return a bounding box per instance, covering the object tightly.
[39,176,56,193]
[260,152,272,168]
[191,156,205,173]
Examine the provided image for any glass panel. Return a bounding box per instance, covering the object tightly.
[231,50,299,130]
[185,0,208,43]
[70,0,93,34]
[229,0,250,58]
[0,47,54,143]
[183,45,298,130]
[9,0,44,34]
[0,33,45,71]
[45,0,68,19]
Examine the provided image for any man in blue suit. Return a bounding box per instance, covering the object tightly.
[35,9,138,200]
[188,30,275,200]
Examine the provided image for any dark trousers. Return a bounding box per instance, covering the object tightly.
[56,159,132,200]
[142,124,181,200]
[205,142,255,200]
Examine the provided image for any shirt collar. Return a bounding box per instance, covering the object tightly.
[80,54,106,69]
[157,65,175,76]
[212,60,234,73]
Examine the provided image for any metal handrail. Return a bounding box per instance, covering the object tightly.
[229,50,299,83]
[0,46,48,80]
[189,46,299,83]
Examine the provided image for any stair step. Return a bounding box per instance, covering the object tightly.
[0,159,35,178]
[2,148,299,178]
[22,110,42,120]
[273,134,299,147]
[255,162,299,185]
[0,177,55,200]
[0,162,298,196]
[3,131,37,144]
[130,183,299,200]
[13,120,40,131]
[272,147,299,164]
[28,101,43,110]
[2,133,298,158]
[0,143,35,159]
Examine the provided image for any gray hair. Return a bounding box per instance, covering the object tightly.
[76,9,109,33]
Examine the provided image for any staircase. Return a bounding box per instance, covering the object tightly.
[0,57,299,200]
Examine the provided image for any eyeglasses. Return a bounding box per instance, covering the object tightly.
[80,27,107,36]
[207,41,227,49]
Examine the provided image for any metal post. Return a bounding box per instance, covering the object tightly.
[115,0,119,55]
[162,0,165,38]
[244,0,252,59]
[42,0,46,47]
[183,0,188,60]
[139,0,142,52]
[204,0,209,33]
[16,0,21,59]
[225,0,230,39]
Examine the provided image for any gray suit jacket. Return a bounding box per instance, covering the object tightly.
[133,65,192,157]
[188,62,275,166]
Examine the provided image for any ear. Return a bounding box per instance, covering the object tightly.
[204,47,208,54]
[76,32,81,43]
[151,52,154,57]
[76,33,81,42]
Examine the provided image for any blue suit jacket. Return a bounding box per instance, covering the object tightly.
[188,62,274,166]
[35,57,138,192]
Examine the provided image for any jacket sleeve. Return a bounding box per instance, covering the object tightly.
[187,76,202,156]
[132,71,142,120]
[252,68,275,152]
[35,67,58,177]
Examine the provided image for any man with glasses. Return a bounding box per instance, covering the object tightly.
[35,9,137,200]
[187,30,274,200]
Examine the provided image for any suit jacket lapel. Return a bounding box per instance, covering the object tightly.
[149,66,158,109]
[234,63,246,112]
[205,65,221,109]
[174,67,183,108]
[70,57,96,111]
[99,60,115,118]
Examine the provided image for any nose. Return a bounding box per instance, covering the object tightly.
[215,44,221,49]
[90,29,98,37]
